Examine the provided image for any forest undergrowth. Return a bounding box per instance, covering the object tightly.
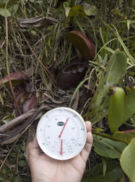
[0,0,135,181]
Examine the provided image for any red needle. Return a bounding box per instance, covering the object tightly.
[60,139,63,155]
[58,117,69,138]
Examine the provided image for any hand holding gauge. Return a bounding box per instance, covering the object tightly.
[36,107,87,160]
[27,110,93,182]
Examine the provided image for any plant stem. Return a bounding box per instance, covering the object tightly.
[5,16,22,115]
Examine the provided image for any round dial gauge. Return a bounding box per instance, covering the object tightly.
[36,107,86,160]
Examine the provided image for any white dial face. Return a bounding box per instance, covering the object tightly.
[36,107,86,160]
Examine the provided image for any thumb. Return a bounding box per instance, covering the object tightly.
[25,137,41,165]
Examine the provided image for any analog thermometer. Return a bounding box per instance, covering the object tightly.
[36,107,86,160]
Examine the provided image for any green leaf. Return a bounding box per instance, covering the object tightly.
[87,50,127,123]
[103,46,115,54]
[120,138,135,182]
[0,8,11,17]
[63,2,71,17]
[82,3,97,16]
[64,3,96,18]
[102,158,107,176]
[64,7,71,17]
[0,0,18,16]
[93,135,126,159]
[68,5,86,17]
[105,50,126,86]
[124,87,135,121]
[108,87,135,132]
[108,87,125,132]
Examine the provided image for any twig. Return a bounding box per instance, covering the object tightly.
[20,31,56,85]
[0,109,35,133]
[5,16,22,115]
[72,91,79,110]
[0,104,50,134]
[0,104,52,145]
[0,105,47,145]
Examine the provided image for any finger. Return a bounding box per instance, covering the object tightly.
[27,137,41,157]
[85,132,93,150]
[85,121,92,133]
[80,127,93,162]
[81,132,93,162]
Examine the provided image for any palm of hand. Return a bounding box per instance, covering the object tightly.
[28,122,92,182]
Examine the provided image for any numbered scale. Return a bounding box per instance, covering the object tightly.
[36,107,86,160]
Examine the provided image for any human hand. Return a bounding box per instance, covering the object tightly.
[27,121,93,182]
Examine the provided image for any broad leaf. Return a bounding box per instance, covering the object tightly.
[108,87,125,132]
[68,5,86,17]
[93,135,126,159]
[64,3,97,18]
[120,138,135,182]
[124,87,135,121]
[0,0,18,16]
[0,8,11,17]
[105,51,126,86]
[83,3,97,16]
[108,87,135,132]
[87,50,127,123]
